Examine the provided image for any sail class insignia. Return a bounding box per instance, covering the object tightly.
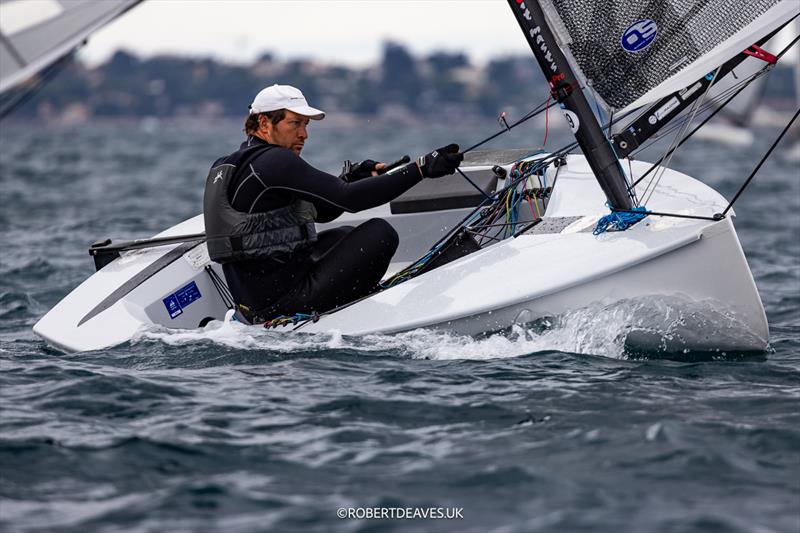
[621,19,659,53]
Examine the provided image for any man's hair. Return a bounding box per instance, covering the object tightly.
[244,109,286,135]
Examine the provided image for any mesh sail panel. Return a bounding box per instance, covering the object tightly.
[541,0,783,110]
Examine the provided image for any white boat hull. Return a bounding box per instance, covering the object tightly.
[33,155,768,353]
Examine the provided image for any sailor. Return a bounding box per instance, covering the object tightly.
[204,84,463,323]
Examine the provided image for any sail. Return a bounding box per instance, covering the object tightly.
[0,0,142,95]
[538,0,797,113]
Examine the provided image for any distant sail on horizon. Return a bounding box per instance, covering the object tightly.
[0,0,142,95]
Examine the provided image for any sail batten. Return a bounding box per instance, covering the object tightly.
[0,0,142,95]
[538,0,797,113]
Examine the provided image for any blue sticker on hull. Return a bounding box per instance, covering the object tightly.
[176,281,202,307]
[163,294,183,319]
[621,19,658,52]
[162,281,202,319]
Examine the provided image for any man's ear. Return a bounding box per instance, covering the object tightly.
[258,115,271,138]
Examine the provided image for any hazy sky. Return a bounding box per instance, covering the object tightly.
[80,1,533,67]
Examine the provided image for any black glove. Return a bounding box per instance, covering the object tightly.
[339,159,380,183]
[417,144,463,178]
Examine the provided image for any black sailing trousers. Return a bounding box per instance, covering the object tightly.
[261,218,398,317]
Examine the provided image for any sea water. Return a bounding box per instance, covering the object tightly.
[1,117,798,532]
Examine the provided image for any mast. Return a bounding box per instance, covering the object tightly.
[506,0,633,210]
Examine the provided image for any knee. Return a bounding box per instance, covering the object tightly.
[361,218,399,251]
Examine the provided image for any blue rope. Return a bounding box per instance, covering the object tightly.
[593,206,649,235]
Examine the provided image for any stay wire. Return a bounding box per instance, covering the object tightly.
[720,107,800,217]
[614,107,799,224]
[640,67,720,205]
[631,67,768,155]
[629,34,800,191]
[460,97,552,155]
[630,75,758,158]
[628,68,767,191]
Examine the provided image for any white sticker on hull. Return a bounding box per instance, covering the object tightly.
[185,243,212,270]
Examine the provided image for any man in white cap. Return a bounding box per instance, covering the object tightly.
[203,84,462,323]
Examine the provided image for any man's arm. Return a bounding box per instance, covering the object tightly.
[314,202,345,223]
[258,148,423,214]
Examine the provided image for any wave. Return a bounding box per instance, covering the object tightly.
[132,296,768,361]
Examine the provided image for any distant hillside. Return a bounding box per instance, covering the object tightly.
[7,41,797,123]
[10,42,548,122]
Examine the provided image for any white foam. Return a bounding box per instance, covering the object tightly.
[132,297,764,360]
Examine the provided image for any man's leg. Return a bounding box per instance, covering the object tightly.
[269,218,398,315]
[309,226,353,262]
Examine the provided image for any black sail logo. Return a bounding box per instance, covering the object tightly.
[515,1,558,73]
[530,26,557,72]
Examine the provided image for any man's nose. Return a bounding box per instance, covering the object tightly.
[298,125,308,139]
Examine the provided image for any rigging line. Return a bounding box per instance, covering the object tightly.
[464,229,505,243]
[418,193,496,252]
[633,67,768,150]
[542,93,551,146]
[628,69,765,191]
[210,267,234,304]
[720,107,800,218]
[527,195,538,219]
[620,52,773,155]
[460,97,551,154]
[626,158,639,205]
[455,168,494,201]
[544,159,563,207]
[208,266,234,306]
[641,68,720,205]
[629,33,800,190]
[205,266,234,310]
[538,104,639,168]
[611,208,720,221]
[468,221,527,229]
[636,77,755,151]
[513,218,543,238]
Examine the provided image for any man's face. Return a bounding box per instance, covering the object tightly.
[261,110,310,155]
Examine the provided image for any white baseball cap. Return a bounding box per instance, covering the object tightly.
[248,84,325,120]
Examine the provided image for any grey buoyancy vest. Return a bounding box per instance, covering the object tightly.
[203,146,317,264]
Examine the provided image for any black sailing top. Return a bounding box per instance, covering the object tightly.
[213,135,423,311]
